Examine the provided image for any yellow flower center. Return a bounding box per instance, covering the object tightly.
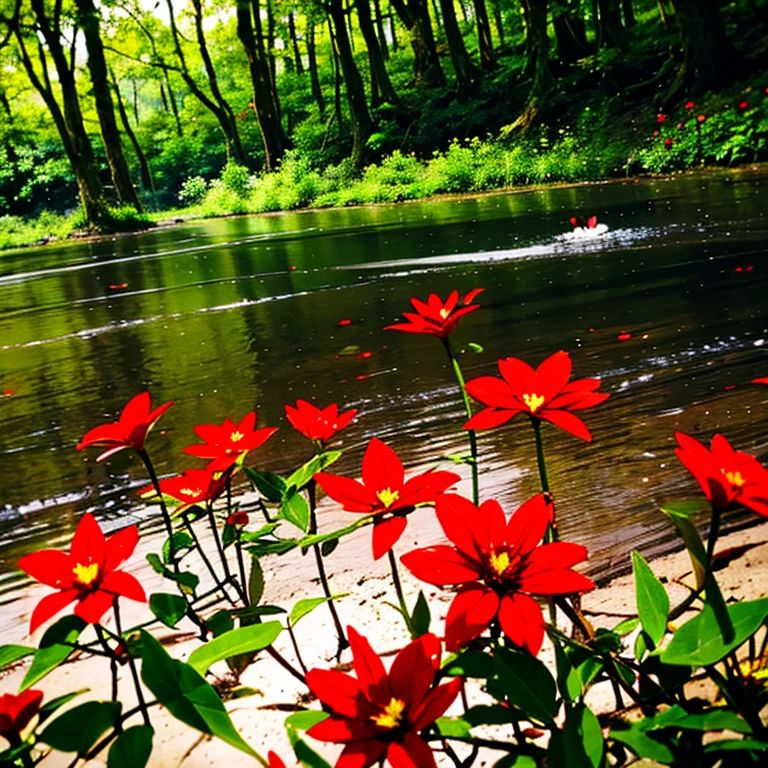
[722,469,745,487]
[376,488,400,508]
[522,393,546,413]
[230,431,244,442]
[371,698,406,729]
[439,308,449,319]
[72,562,99,586]
[489,549,511,577]
[180,487,203,497]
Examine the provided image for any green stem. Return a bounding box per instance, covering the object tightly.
[530,418,557,542]
[442,337,479,506]
[287,622,309,675]
[388,548,415,637]
[182,512,236,607]
[94,625,118,702]
[138,448,177,571]
[206,502,234,588]
[235,531,249,607]
[706,504,722,569]
[114,598,150,727]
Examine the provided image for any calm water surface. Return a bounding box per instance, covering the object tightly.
[1,171,767,606]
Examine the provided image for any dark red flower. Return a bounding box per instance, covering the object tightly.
[315,438,460,560]
[227,511,249,526]
[183,412,277,472]
[384,289,483,338]
[401,494,594,654]
[139,468,228,512]
[675,432,768,516]
[685,101,695,110]
[0,690,43,744]
[18,514,146,633]
[77,392,173,462]
[664,138,673,149]
[652,130,660,137]
[464,350,609,441]
[677,122,685,130]
[753,378,768,385]
[657,114,667,123]
[306,627,462,768]
[739,101,749,110]
[285,399,357,444]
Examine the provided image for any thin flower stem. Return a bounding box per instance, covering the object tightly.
[235,531,249,606]
[706,504,722,568]
[114,598,150,728]
[442,337,479,506]
[94,625,118,702]
[266,645,306,685]
[287,622,309,675]
[206,502,234,587]
[530,418,557,543]
[388,548,415,637]
[182,512,236,607]
[138,448,177,571]
[308,479,348,655]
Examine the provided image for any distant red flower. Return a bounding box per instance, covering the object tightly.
[675,432,768,516]
[617,332,632,341]
[697,114,706,123]
[140,469,228,512]
[227,511,249,526]
[664,138,673,149]
[2,389,14,397]
[739,101,749,110]
[357,351,373,359]
[285,399,357,444]
[0,690,43,745]
[337,319,352,327]
[652,130,660,138]
[77,392,173,462]
[183,412,277,472]
[315,438,460,560]
[657,113,667,123]
[753,378,768,385]
[401,494,594,654]
[677,123,685,130]
[306,626,462,768]
[18,514,146,633]
[464,350,609,441]
[685,101,695,110]
[108,283,128,290]
[384,289,483,338]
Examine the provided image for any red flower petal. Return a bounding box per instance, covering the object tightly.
[18,550,73,589]
[371,516,407,560]
[505,494,551,557]
[410,677,463,733]
[536,350,572,401]
[434,494,483,560]
[498,593,545,655]
[388,633,441,710]
[400,546,481,586]
[387,733,438,768]
[397,470,460,509]
[100,570,147,603]
[347,626,388,699]
[307,716,379,744]
[444,583,497,651]
[538,409,593,441]
[315,472,377,512]
[29,589,78,634]
[517,567,594,596]
[305,669,361,718]
[464,376,519,409]
[463,408,516,430]
[70,514,106,571]
[268,752,287,768]
[335,740,387,768]
[362,438,404,494]
[12,690,44,732]
[103,525,140,573]
[498,357,536,393]
[74,589,115,625]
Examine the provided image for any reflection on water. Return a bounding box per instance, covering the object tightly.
[1,171,767,604]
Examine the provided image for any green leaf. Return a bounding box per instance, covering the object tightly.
[281,492,310,532]
[149,593,188,629]
[163,532,194,564]
[661,598,768,666]
[442,649,495,678]
[632,551,669,647]
[612,617,639,636]
[289,595,347,627]
[652,705,751,733]
[321,539,338,557]
[0,644,35,670]
[107,725,154,768]
[40,615,87,648]
[222,523,236,549]
[146,554,199,596]
[38,690,88,724]
[187,622,282,675]
[496,647,557,725]
[298,517,373,549]
[442,454,475,465]
[610,720,675,763]
[239,523,280,543]
[492,755,537,768]
[467,342,484,353]
[284,711,329,731]
[464,705,526,726]
[555,642,582,703]
[287,451,343,491]
[635,630,649,662]
[703,738,768,754]
[21,616,87,690]
[139,631,257,756]
[233,605,286,620]
[207,610,235,638]
[249,555,265,606]
[411,591,431,637]
[435,716,472,738]
[40,701,121,756]
[244,467,287,503]
[660,501,708,589]
[550,704,603,768]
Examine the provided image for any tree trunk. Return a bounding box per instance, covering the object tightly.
[307,19,326,116]
[357,0,399,105]
[112,72,154,196]
[373,0,389,58]
[236,0,290,169]
[75,0,141,209]
[666,0,743,99]
[512,0,553,131]
[389,0,445,87]
[329,0,374,165]
[164,71,183,136]
[492,1,505,47]
[289,12,304,74]
[159,80,169,112]
[266,0,279,111]
[551,0,589,65]
[328,17,344,135]
[132,80,139,124]
[621,0,635,26]
[597,0,623,47]
[437,0,479,94]
[473,0,495,68]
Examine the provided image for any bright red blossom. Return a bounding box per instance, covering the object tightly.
[384,289,483,338]
[464,350,609,441]
[315,438,460,560]
[0,690,43,744]
[657,113,667,123]
[140,469,228,512]
[227,511,249,526]
[77,392,173,462]
[685,100,695,109]
[401,494,594,654]
[184,412,277,472]
[306,627,462,768]
[753,378,768,385]
[675,432,768,516]
[18,514,146,633]
[285,400,357,443]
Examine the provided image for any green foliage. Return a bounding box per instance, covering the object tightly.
[178,176,209,205]
[39,701,122,756]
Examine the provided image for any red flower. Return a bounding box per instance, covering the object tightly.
[18,514,146,633]
[657,113,667,123]
[652,130,660,137]
[227,511,249,526]
[384,289,483,338]
[675,432,768,516]
[285,399,357,444]
[739,101,749,110]
[697,114,706,123]
[268,753,286,768]
[664,138,673,149]
[0,690,43,745]
[685,101,695,110]
[753,378,768,385]
[677,123,685,130]
[183,412,277,472]
[464,350,609,441]
[140,468,228,512]
[306,627,462,768]
[315,438,460,560]
[401,494,594,654]
[77,392,173,462]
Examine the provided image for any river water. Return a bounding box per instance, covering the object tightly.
[1,170,767,609]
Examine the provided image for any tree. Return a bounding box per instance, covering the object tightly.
[473,0,494,69]
[389,0,444,88]
[356,0,398,107]
[597,0,623,47]
[551,0,589,66]
[436,0,478,95]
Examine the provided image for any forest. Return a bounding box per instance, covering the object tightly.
[0,0,767,246]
